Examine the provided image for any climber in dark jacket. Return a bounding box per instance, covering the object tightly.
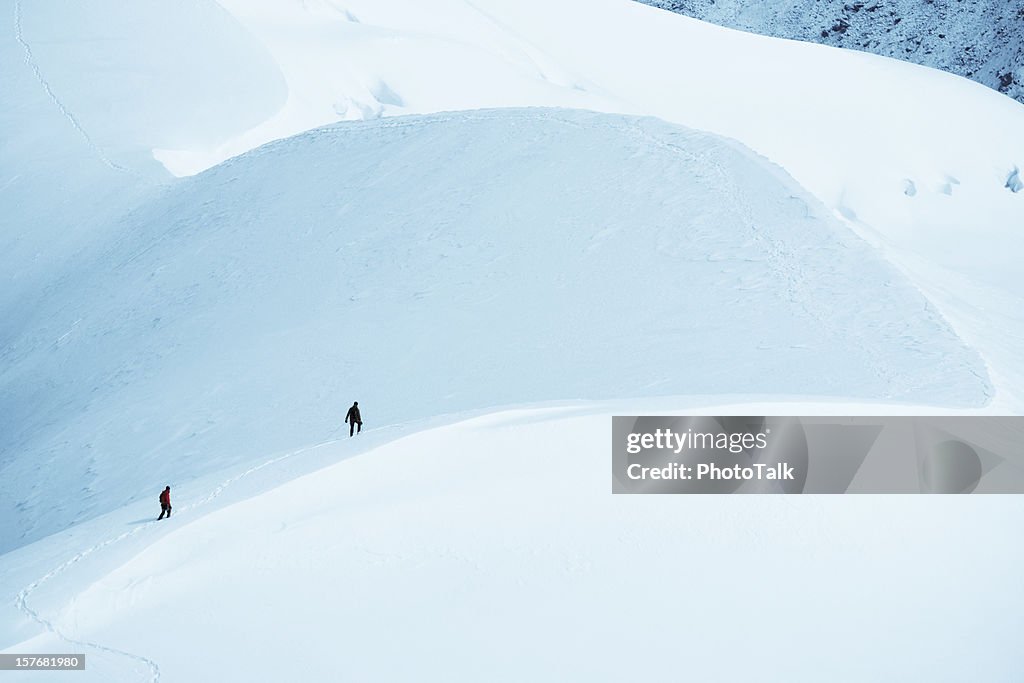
[158,486,172,520]
[345,401,362,437]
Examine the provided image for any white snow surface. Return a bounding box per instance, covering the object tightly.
[2,0,1024,680]
[6,0,1023,401]
[2,402,1023,681]
[12,0,1024,246]
[0,109,991,553]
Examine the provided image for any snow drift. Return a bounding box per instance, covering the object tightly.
[8,0,1022,410]
[1,1,1022,679]
[10,0,1023,257]
[0,109,989,552]
[5,404,1024,681]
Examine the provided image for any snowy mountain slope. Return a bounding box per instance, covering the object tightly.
[12,0,1022,243]
[4,403,1023,681]
[1,2,1022,677]
[7,1,1023,394]
[10,0,285,172]
[145,0,1024,233]
[639,0,1024,104]
[10,0,1019,408]
[1,2,137,331]
[1,0,282,345]
[0,109,991,553]
[217,0,1024,421]
[149,0,629,176]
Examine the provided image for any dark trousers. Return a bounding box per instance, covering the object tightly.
[158,504,171,519]
[349,421,362,436]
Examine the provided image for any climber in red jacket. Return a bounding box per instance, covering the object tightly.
[158,486,172,520]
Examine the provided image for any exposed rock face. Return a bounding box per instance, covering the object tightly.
[640,0,1024,104]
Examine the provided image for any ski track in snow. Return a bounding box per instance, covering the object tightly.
[15,534,163,682]
[12,429,382,682]
[12,0,132,175]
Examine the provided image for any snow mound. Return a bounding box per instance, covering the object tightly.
[0,109,989,552]
[8,0,1023,408]
[12,0,1023,246]
[10,405,1024,681]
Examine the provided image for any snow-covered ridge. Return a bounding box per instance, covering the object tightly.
[12,0,1023,225]
[7,3,1023,366]
[8,403,1024,679]
[9,3,1021,384]
[4,402,1024,681]
[3,0,1022,554]
[1,3,1022,678]
[0,109,990,552]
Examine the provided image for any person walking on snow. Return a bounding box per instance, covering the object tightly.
[345,401,362,437]
[158,486,172,520]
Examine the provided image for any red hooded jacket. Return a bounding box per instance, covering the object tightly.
[159,489,170,506]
